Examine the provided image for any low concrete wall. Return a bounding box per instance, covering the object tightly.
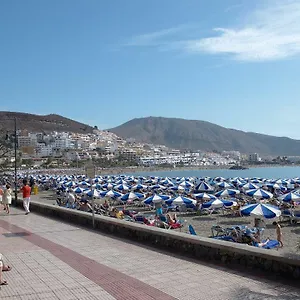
[15,199,300,279]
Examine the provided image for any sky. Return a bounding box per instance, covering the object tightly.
[1,0,300,138]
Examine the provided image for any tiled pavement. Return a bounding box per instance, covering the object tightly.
[0,207,300,300]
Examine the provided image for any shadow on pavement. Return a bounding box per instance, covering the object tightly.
[232,288,300,300]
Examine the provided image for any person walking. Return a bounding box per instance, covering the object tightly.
[0,186,3,209]
[273,221,283,248]
[2,184,12,214]
[21,179,31,215]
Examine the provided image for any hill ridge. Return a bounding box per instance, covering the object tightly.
[0,111,94,134]
[108,116,300,156]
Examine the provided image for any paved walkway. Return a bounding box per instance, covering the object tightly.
[0,207,300,300]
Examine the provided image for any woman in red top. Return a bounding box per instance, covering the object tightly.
[21,179,31,215]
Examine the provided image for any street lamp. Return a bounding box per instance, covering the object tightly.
[4,117,18,205]
[13,117,18,205]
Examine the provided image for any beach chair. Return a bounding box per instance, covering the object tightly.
[290,210,300,224]
[211,225,226,237]
[188,224,197,235]
[134,215,146,224]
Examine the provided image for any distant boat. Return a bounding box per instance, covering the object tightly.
[229,165,248,170]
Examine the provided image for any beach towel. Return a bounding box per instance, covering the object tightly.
[261,240,280,249]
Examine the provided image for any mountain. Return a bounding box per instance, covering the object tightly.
[108,116,300,156]
[0,112,94,134]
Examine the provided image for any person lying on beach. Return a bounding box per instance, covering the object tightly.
[166,213,178,225]
[78,200,92,212]
[0,253,12,285]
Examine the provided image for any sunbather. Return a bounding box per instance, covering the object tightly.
[0,253,12,286]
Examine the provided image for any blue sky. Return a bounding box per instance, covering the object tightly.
[1,0,300,138]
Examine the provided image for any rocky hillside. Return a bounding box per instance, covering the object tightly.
[108,116,300,156]
[0,112,94,134]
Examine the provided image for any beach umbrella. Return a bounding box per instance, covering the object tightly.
[201,199,236,209]
[143,194,170,205]
[215,189,240,198]
[93,177,103,183]
[131,183,148,191]
[79,181,91,187]
[179,181,194,189]
[102,183,115,190]
[99,190,122,199]
[160,178,174,186]
[115,184,130,192]
[115,179,128,185]
[217,182,233,189]
[240,203,281,219]
[245,188,273,199]
[92,183,102,189]
[73,187,85,194]
[84,189,100,198]
[194,181,214,192]
[120,192,144,202]
[66,181,77,187]
[241,182,259,190]
[279,192,300,203]
[169,185,187,192]
[214,176,226,182]
[250,179,262,184]
[149,184,167,190]
[193,193,217,201]
[165,196,197,206]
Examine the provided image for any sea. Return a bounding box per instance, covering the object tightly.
[125,166,300,179]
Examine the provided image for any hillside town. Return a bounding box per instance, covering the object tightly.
[1,128,298,170]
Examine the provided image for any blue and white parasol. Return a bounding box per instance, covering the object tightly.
[193,193,217,201]
[201,199,236,209]
[84,189,100,198]
[215,189,240,198]
[120,192,144,202]
[166,196,197,206]
[279,192,300,202]
[143,194,170,204]
[194,181,214,192]
[100,190,122,199]
[73,187,85,194]
[245,188,273,199]
[240,203,281,219]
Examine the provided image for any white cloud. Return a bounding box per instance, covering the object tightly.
[125,1,300,62]
[186,1,300,61]
[125,25,189,47]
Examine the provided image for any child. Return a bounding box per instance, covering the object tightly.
[273,221,283,248]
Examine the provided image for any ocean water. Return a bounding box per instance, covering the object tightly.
[126,166,300,179]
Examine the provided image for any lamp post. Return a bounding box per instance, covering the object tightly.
[13,117,18,205]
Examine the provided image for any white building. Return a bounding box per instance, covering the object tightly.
[18,136,30,148]
[36,143,53,157]
[54,136,71,150]
[248,153,260,162]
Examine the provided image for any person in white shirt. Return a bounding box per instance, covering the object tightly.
[67,191,76,207]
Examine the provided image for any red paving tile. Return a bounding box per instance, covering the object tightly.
[0,219,177,300]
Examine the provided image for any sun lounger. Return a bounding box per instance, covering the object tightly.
[211,225,227,237]
[290,211,300,224]
[280,209,292,223]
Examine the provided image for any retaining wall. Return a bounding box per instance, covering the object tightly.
[15,199,300,279]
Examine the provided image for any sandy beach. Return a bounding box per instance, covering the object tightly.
[34,191,300,257]
[179,212,299,255]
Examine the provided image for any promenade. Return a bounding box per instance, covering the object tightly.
[0,207,300,299]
